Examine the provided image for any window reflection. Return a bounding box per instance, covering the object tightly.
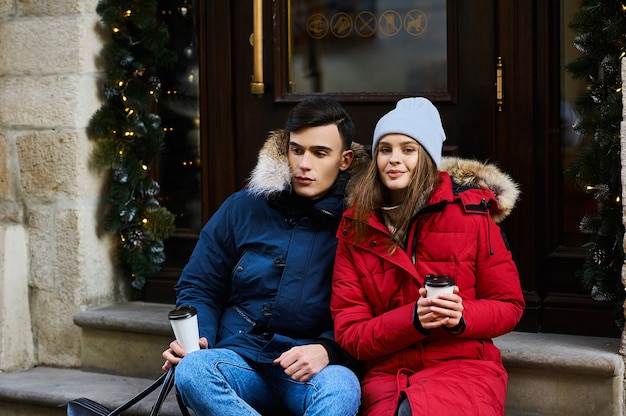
[291,0,448,93]
[561,0,594,246]
[156,1,201,229]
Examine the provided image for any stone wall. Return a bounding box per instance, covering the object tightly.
[0,0,123,371]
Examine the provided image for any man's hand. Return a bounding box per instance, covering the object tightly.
[273,344,329,382]
[417,286,464,330]
[162,337,209,371]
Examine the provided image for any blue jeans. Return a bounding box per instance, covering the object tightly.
[175,348,361,416]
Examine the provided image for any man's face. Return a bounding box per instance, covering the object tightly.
[288,124,353,200]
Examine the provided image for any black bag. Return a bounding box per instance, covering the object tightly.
[65,366,191,416]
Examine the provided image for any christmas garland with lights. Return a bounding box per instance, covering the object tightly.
[566,0,625,328]
[89,0,177,293]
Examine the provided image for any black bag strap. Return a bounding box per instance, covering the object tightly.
[106,366,191,416]
[175,388,191,416]
[107,368,170,416]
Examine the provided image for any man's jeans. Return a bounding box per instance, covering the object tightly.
[175,348,361,416]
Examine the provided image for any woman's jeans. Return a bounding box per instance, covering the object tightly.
[175,348,361,416]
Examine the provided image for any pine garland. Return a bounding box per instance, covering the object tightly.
[566,0,626,328]
[90,0,177,293]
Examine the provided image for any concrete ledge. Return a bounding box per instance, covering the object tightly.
[495,332,624,416]
[0,367,190,416]
[74,301,174,336]
[495,331,623,376]
[74,302,175,378]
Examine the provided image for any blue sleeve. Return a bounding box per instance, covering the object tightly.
[174,193,242,346]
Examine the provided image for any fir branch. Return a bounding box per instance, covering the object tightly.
[91,0,177,294]
[565,0,626,329]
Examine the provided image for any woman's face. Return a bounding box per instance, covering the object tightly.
[376,134,420,204]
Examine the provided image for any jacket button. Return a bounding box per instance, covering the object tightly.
[370,241,377,246]
[342,229,348,235]
[237,266,243,272]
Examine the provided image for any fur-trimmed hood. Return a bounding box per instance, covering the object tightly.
[439,156,520,223]
[246,129,370,197]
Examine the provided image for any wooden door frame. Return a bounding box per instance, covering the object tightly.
[494,1,542,331]
[200,0,237,219]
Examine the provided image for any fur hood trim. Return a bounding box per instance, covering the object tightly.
[440,156,520,223]
[246,129,369,197]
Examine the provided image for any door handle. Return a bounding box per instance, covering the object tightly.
[250,0,264,95]
[496,56,503,112]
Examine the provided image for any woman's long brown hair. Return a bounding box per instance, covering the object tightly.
[348,142,440,248]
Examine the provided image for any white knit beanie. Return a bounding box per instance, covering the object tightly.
[372,97,446,167]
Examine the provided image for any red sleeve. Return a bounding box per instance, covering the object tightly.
[459,215,525,338]
[331,239,425,361]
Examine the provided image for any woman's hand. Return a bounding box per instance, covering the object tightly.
[161,337,209,371]
[417,286,464,330]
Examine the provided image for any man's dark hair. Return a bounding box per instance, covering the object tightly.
[285,95,356,150]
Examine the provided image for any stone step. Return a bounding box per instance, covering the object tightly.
[0,367,193,416]
[73,302,175,379]
[494,331,623,416]
[1,301,622,416]
[74,302,625,415]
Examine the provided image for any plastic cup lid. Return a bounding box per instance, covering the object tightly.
[168,305,197,320]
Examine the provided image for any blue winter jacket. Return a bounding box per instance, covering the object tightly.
[174,130,369,365]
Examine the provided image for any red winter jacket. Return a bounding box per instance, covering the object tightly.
[331,159,525,416]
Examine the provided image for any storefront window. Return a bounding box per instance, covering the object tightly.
[290,0,449,94]
[560,0,595,247]
[156,1,201,229]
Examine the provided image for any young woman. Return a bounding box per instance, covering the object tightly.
[331,97,525,416]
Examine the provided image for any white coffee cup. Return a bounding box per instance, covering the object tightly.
[168,305,200,353]
[425,274,455,298]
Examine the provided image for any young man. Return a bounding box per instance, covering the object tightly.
[162,96,366,416]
